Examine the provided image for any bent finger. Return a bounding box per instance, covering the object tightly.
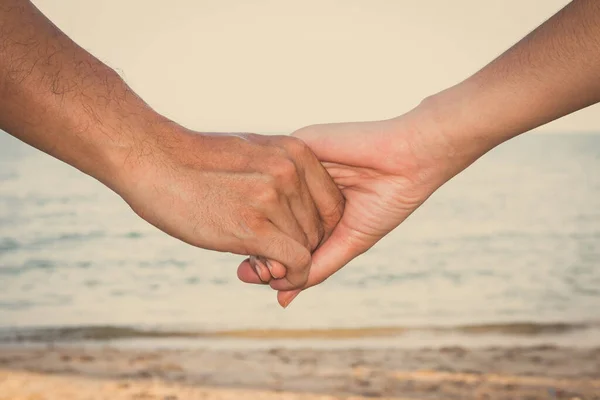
[237,258,265,284]
[273,221,367,298]
[247,223,313,289]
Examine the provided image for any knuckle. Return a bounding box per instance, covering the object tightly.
[255,183,280,205]
[263,146,287,161]
[278,245,311,273]
[271,158,299,184]
[286,136,311,157]
[293,248,312,270]
[240,209,268,233]
[273,135,310,158]
[285,271,309,289]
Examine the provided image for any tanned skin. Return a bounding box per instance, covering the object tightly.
[0,0,345,290]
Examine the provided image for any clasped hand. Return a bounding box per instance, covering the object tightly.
[116,114,449,308]
[116,127,345,292]
[237,116,449,307]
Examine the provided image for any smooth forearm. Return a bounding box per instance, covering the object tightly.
[0,0,171,190]
[277,0,600,305]
[409,0,600,183]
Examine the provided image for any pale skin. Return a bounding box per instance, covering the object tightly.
[0,0,345,289]
[238,0,600,307]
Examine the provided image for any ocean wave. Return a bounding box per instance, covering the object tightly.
[0,321,597,344]
[0,237,20,253]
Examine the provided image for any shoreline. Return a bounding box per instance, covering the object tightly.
[2,321,600,355]
[1,344,599,399]
[2,320,599,341]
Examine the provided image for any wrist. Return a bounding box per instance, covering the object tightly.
[399,85,509,187]
[88,110,184,197]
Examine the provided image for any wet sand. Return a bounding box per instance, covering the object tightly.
[1,345,599,399]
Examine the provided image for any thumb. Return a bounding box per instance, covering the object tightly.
[292,121,393,168]
[276,221,368,308]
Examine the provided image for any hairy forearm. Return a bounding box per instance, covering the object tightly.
[0,0,171,190]
[411,0,600,181]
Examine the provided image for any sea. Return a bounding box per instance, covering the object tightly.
[0,131,599,349]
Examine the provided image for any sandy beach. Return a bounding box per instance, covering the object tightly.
[0,369,398,400]
[2,134,600,399]
[1,345,599,399]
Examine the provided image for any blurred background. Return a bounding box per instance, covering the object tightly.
[2,2,600,398]
[1,0,599,349]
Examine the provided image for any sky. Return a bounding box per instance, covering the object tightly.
[32,0,599,134]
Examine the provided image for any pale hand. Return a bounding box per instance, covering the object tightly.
[238,114,454,307]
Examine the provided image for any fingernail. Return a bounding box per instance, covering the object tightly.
[265,260,274,273]
[283,292,300,309]
[255,259,270,282]
[249,256,266,283]
[266,260,280,279]
[252,265,265,282]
